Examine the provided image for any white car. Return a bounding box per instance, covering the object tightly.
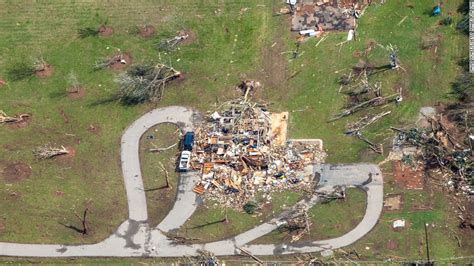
[178,151,192,171]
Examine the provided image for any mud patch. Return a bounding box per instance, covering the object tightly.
[110,53,132,71]
[392,161,424,190]
[2,162,32,183]
[35,64,53,78]
[139,25,155,38]
[5,114,32,129]
[54,146,76,162]
[67,87,86,100]
[386,239,398,250]
[98,25,114,37]
[180,30,197,45]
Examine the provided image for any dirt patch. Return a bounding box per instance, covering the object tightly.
[409,202,433,212]
[87,124,101,135]
[384,194,402,211]
[386,239,398,250]
[180,30,197,45]
[392,160,424,190]
[67,87,86,100]
[139,25,155,38]
[271,112,289,146]
[35,64,53,78]
[54,146,76,161]
[98,25,114,37]
[0,79,6,87]
[110,53,132,71]
[460,199,474,230]
[6,114,32,129]
[1,162,32,183]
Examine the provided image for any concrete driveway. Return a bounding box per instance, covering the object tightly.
[0,107,383,258]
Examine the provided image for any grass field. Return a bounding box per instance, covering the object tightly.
[0,0,471,262]
[175,190,302,243]
[139,123,180,227]
[347,163,471,261]
[252,188,367,244]
[0,0,279,244]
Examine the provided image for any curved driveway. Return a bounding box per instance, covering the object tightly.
[0,106,383,258]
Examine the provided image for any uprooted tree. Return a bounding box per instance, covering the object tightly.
[6,57,50,81]
[115,63,181,104]
[0,110,29,124]
[77,27,100,38]
[278,206,312,242]
[156,31,189,51]
[33,145,69,159]
[66,71,82,93]
[93,53,129,70]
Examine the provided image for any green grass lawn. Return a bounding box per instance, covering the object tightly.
[252,188,366,244]
[285,0,467,163]
[346,163,470,261]
[175,190,302,243]
[139,123,180,227]
[0,0,279,244]
[0,0,471,262]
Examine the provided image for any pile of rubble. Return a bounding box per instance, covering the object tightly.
[190,88,326,209]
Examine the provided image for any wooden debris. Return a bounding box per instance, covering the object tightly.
[329,93,398,121]
[190,92,326,209]
[238,247,263,264]
[149,142,178,152]
[345,111,391,135]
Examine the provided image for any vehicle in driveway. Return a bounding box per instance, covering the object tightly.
[183,131,194,151]
[178,150,191,171]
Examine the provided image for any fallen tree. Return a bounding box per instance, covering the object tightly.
[33,145,69,159]
[115,63,181,104]
[156,32,189,51]
[0,110,29,124]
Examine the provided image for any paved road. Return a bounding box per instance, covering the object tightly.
[0,107,383,258]
[157,171,201,232]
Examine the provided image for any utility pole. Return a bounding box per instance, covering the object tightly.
[424,222,431,265]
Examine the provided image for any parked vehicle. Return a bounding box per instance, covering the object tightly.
[178,151,191,171]
[183,131,195,151]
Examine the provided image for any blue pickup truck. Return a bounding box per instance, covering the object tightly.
[183,131,194,151]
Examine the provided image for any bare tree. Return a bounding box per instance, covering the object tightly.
[74,207,89,235]
[158,162,172,190]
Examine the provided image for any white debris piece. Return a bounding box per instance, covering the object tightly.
[321,249,334,257]
[392,219,406,229]
[347,29,355,41]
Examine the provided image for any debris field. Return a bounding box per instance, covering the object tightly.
[291,0,365,31]
[189,83,326,208]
